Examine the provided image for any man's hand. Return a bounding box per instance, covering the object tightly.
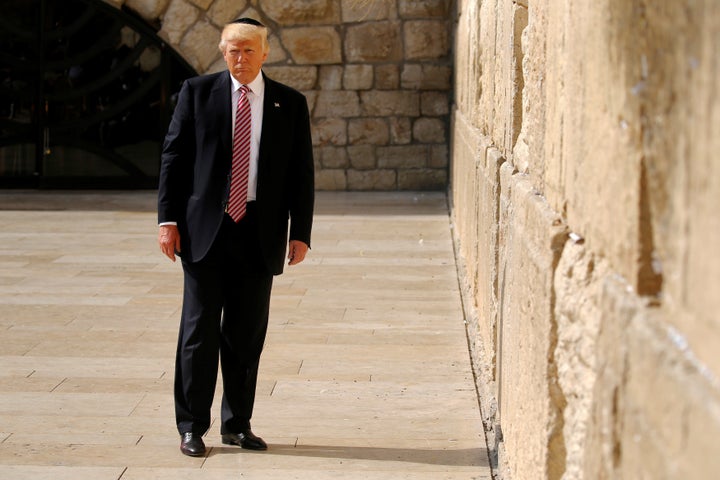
[287,240,309,266]
[158,225,181,262]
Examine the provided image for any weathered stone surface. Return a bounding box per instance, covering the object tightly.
[314,91,361,117]
[398,168,447,190]
[404,20,449,60]
[412,117,445,143]
[343,64,374,90]
[348,118,389,145]
[263,66,318,91]
[311,118,347,146]
[207,0,248,25]
[342,0,396,22]
[345,22,403,62]
[125,0,169,19]
[553,239,607,480]
[315,169,347,190]
[315,146,349,168]
[401,64,452,90]
[266,35,288,64]
[429,144,448,168]
[451,1,720,479]
[347,169,397,190]
[186,0,212,9]
[399,0,449,18]
[160,0,199,45]
[262,0,340,25]
[318,65,343,90]
[360,91,419,116]
[179,20,222,71]
[389,117,412,144]
[375,64,400,89]
[497,165,568,480]
[421,91,450,116]
[347,145,377,169]
[377,145,427,168]
[281,27,343,64]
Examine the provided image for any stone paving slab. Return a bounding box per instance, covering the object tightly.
[0,191,490,480]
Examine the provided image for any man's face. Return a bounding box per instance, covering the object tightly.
[223,35,268,85]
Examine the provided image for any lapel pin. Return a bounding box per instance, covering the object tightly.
[274,102,280,108]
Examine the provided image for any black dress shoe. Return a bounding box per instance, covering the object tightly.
[221,430,268,450]
[180,432,206,457]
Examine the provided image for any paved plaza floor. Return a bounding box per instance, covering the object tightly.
[0,190,490,479]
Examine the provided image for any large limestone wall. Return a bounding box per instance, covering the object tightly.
[103,0,452,190]
[451,0,720,479]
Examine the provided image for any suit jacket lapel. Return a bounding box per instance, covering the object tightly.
[211,72,232,158]
[260,73,277,161]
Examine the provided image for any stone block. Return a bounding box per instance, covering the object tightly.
[360,91,419,116]
[343,65,374,90]
[318,65,343,90]
[316,146,349,168]
[348,118,389,145]
[345,22,403,63]
[282,27,342,64]
[497,163,567,480]
[262,0,340,25]
[389,117,412,144]
[126,0,169,20]
[347,145,377,170]
[180,20,222,72]
[315,169,347,190]
[377,145,427,168]
[421,91,450,116]
[401,64,452,90]
[375,64,400,89]
[399,0,449,18]
[347,169,397,190]
[311,118,347,146]
[266,35,288,64]
[398,168,447,190]
[618,309,720,479]
[263,66,318,91]
[206,57,226,74]
[553,239,609,479]
[207,0,247,24]
[404,20,449,60]
[160,0,199,45]
[314,91,361,118]
[429,144,448,168]
[186,0,212,8]
[412,117,445,143]
[341,0,396,22]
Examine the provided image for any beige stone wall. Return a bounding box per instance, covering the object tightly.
[104,0,452,190]
[451,0,720,479]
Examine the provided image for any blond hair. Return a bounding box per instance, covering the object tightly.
[218,20,269,54]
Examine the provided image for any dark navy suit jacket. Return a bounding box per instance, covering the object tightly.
[158,70,314,275]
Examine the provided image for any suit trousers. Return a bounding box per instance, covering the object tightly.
[174,203,273,435]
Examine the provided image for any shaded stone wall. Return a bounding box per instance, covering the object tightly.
[451,0,720,479]
[103,0,452,190]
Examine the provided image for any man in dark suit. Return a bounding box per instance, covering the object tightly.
[157,18,314,457]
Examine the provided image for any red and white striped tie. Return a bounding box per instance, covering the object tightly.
[227,85,251,222]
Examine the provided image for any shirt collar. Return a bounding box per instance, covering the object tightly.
[230,71,264,97]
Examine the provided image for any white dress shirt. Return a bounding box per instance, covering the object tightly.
[230,72,264,202]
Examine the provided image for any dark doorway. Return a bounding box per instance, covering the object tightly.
[0,0,196,188]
